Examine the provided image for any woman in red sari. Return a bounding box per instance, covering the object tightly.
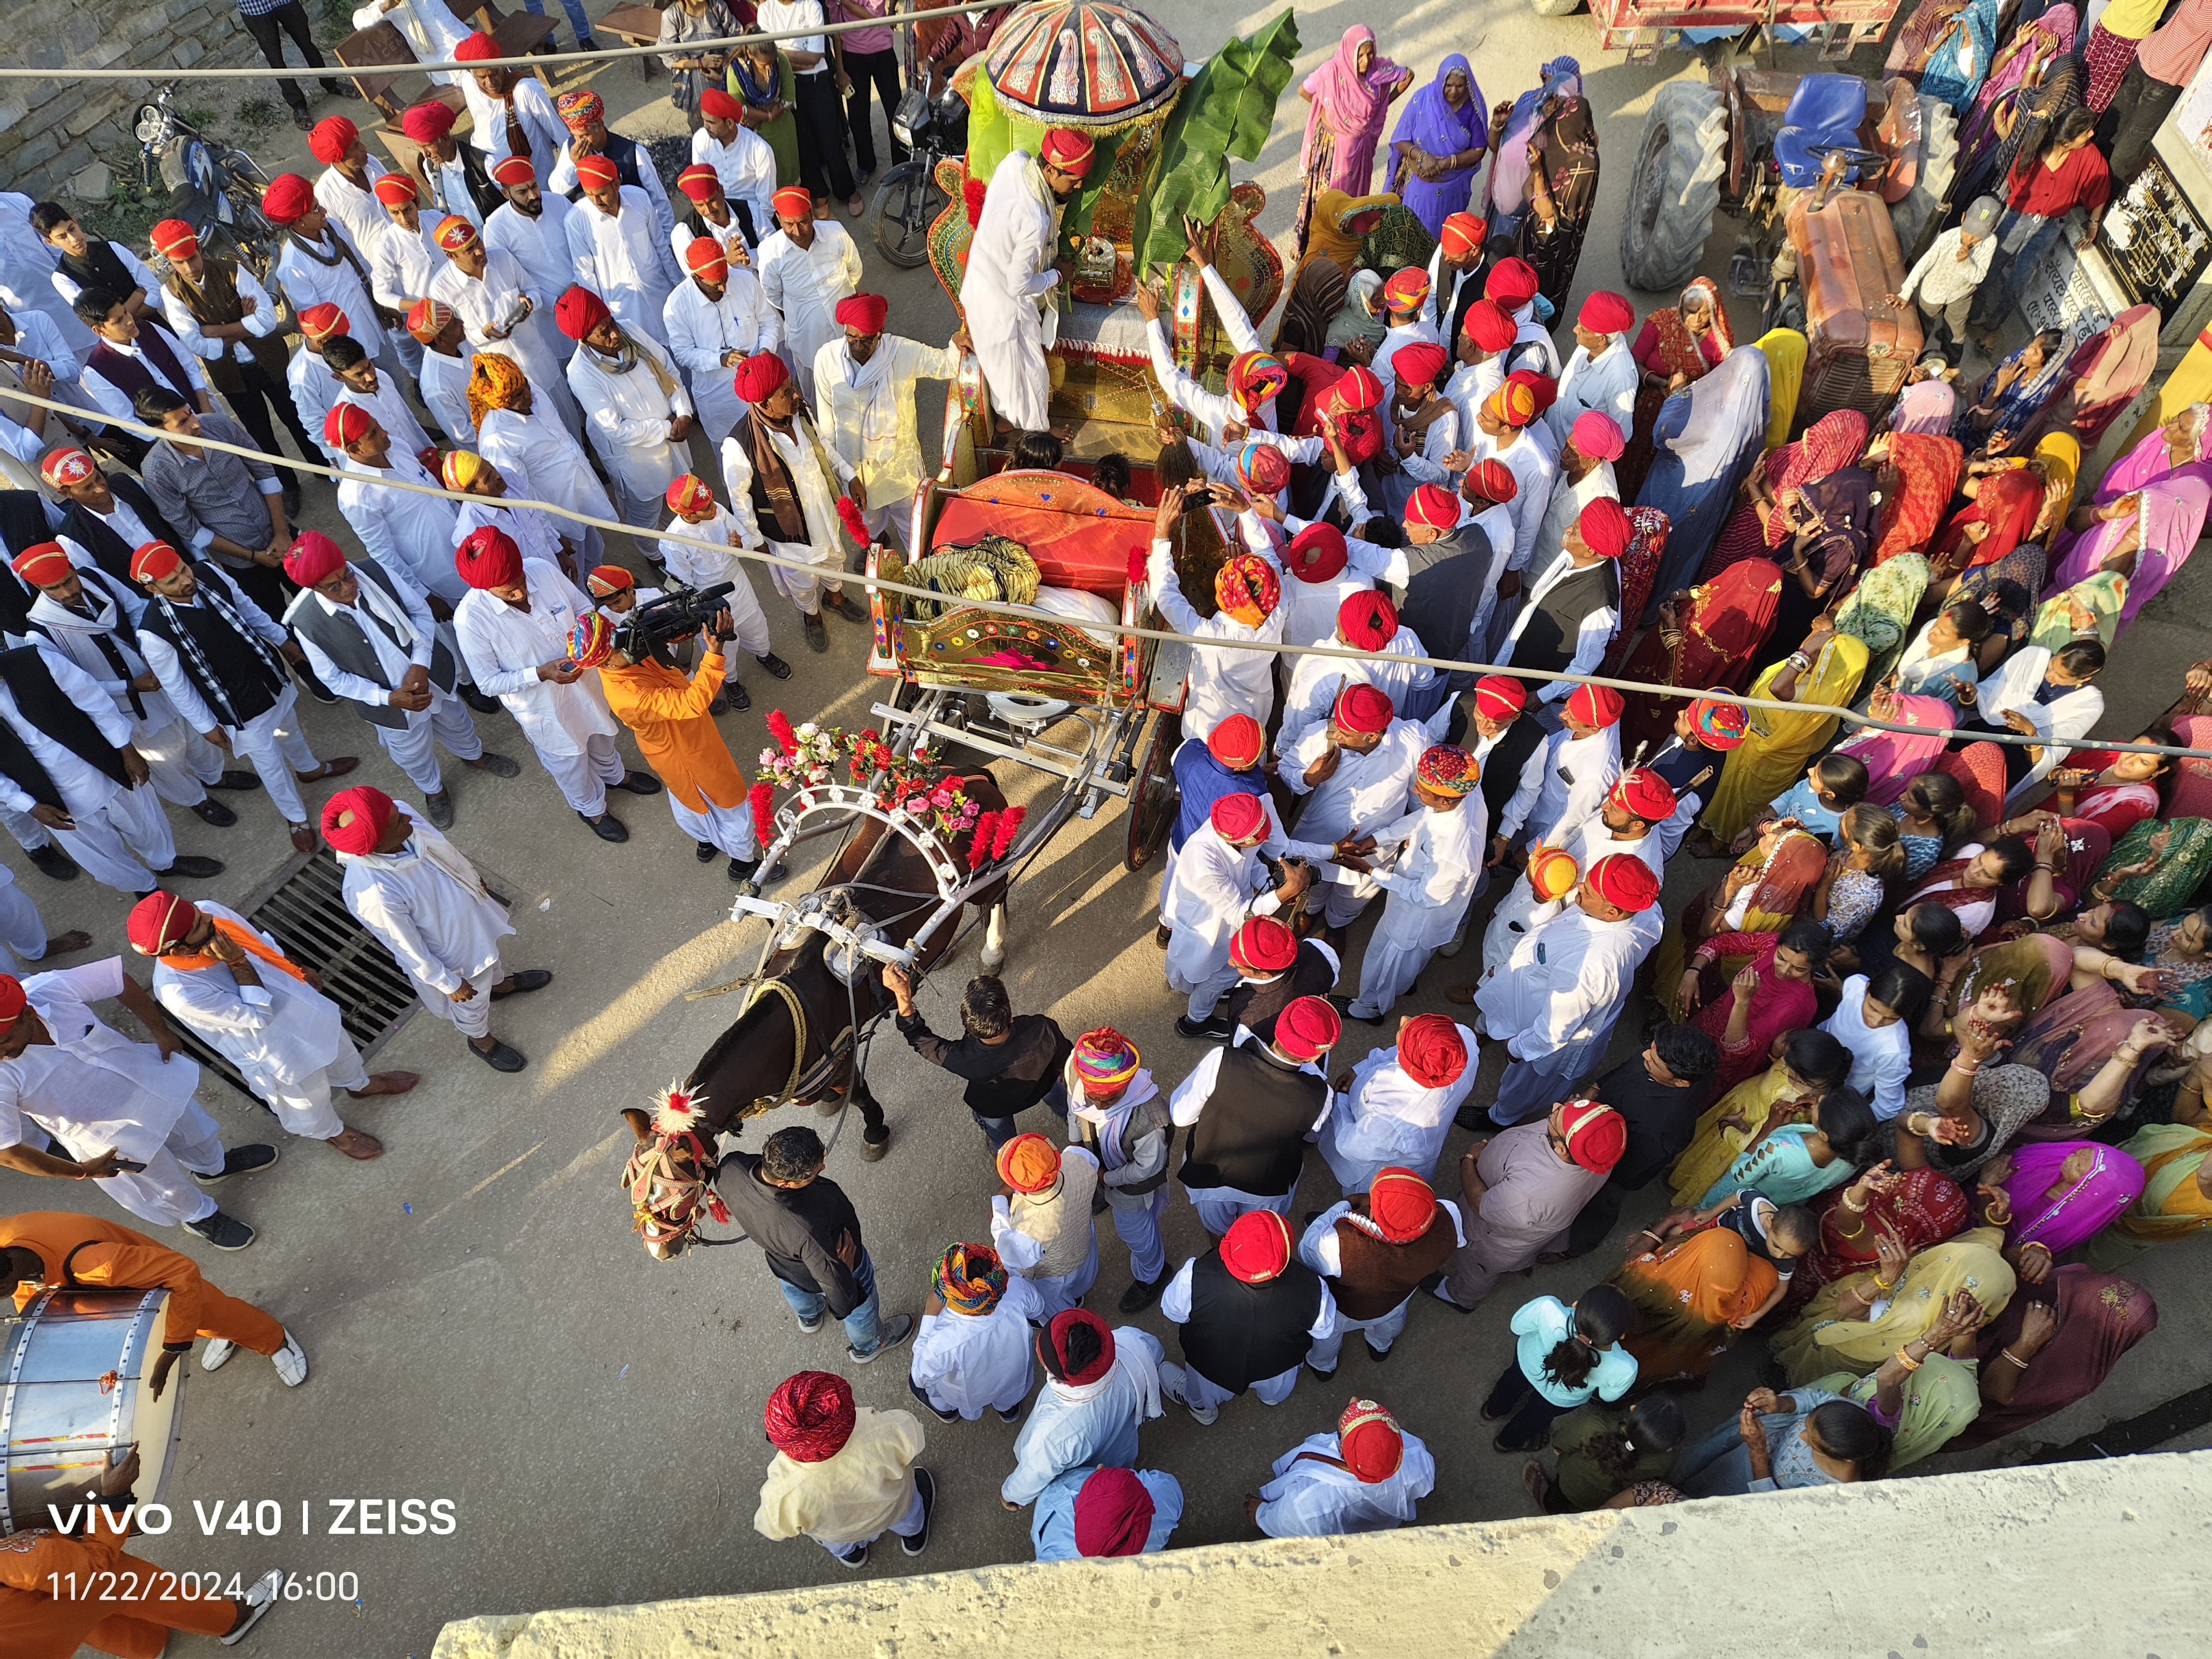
[1617,558,1783,754]
[1604,505,1670,672]
[1780,1159,1972,1317]
[1619,277,1732,499]
[1870,431,1966,565]
[1697,410,1870,583]
[1927,468,2044,602]
[1677,917,1831,1095]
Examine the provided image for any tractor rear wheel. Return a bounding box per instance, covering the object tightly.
[1621,80,1728,292]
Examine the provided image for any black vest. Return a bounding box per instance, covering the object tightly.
[1180,1251,1325,1395]
[1478,712,1546,830]
[139,580,285,729]
[1178,1040,1327,1197]
[1398,522,1500,665]
[1224,941,1338,1047]
[0,493,53,637]
[0,645,132,808]
[59,480,190,590]
[1512,558,1619,684]
[25,567,150,718]
[285,557,456,730]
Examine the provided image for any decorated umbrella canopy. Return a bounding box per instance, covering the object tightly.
[984,1,1184,130]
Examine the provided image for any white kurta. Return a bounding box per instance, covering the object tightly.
[565,334,694,518]
[1317,1040,1479,1190]
[417,341,478,444]
[0,649,175,892]
[1000,1328,1165,1506]
[1822,974,1914,1120]
[431,248,584,435]
[314,164,393,269]
[274,231,390,362]
[719,419,852,610]
[456,483,572,576]
[1147,539,1280,743]
[287,347,346,463]
[959,152,1060,431]
[335,372,434,462]
[453,557,617,756]
[336,450,468,604]
[1276,628,1438,758]
[909,1275,1042,1420]
[367,217,441,318]
[339,801,516,999]
[811,335,962,512]
[755,223,862,406]
[1468,426,1557,577]
[548,143,678,251]
[1475,899,1657,1078]
[462,75,566,180]
[1159,819,1285,1002]
[482,197,580,333]
[655,502,772,655]
[1282,718,1428,923]
[1548,334,1637,448]
[1253,1429,1437,1536]
[564,187,682,349]
[478,402,619,527]
[1347,795,1490,1019]
[1481,817,1664,977]
[1523,724,1622,849]
[663,270,780,443]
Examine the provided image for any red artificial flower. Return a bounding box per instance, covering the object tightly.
[748,780,777,848]
[1127,542,1149,589]
[963,175,987,228]
[968,810,999,871]
[991,806,1026,861]
[835,496,871,547]
[766,710,799,758]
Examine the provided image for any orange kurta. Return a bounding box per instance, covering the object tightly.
[1,1211,285,1355]
[1,1528,237,1659]
[599,651,746,812]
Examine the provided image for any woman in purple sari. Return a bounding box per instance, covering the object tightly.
[2046,473,2212,630]
[1386,55,1484,241]
[1296,27,1414,254]
[1833,692,1958,807]
[1997,1141,2147,1257]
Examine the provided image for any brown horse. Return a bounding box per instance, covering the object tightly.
[621,767,1011,1257]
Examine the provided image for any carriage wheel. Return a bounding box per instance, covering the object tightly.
[1123,711,1181,872]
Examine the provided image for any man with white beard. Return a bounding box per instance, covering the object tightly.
[430,212,583,436]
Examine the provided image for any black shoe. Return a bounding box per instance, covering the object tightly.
[291,107,315,131]
[849,1313,915,1365]
[209,770,261,791]
[185,1210,255,1250]
[696,840,718,862]
[319,77,352,96]
[723,679,751,712]
[996,1404,1022,1423]
[1117,1274,1165,1314]
[1330,994,1385,1027]
[756,651,793,679]
[461,687,501,714]
[707,691,730,717]
[908,1377,958,1424]
[424,791,456,830]
[727,855,761,884]
[466,751,521,778]
[158,855,225,880]
[613,770,662,796]
[471,1037,527,1073]
[1175,1013,1232,1039]
[802,611,829,652]
[190,798,238,827]
[192,1143,279,1185]
[1302,1209,1322,1227]
[25,844,77,880]
[578,810,629,842]
[902,1468,935,1556]
[280,490,303,521]
[491,969,552,999]
[824,590,867,624]
[1455,1103,1495,1134]
[297,671,339,706]
[1364,1339,1394,1364]
[1091,1188,1110,1216]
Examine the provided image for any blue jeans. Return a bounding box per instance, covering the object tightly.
[974,1089,1070,1151]
[1971,210,2064,332]
[779,1250,885,1353]
[520,0,596,46]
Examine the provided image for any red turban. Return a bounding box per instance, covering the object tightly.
[1213,553,1279,626]
[1465,457,1517,505]
[1206,713,1264,771]
[455,524,523,590]
[1288,523,1347,583]
[1338,1397,1406,1482]
[1230,915,1298,975]
[555,88,604,131]
[1381,267,1431,313]
[1570,410,1626,462]
[261,173,315,225]
[772,185,814,221]
[1273,994,1341,1062]
[734,351,788,404]
[763,1371,856,1462]
[1072,1467,1156,1557]
[676,163,723,203]
[1232,440,1292,497]
[1559,1097,1628,1172]
[1417,744,1480,796]
[323,402,375,449]
[1039,127,1096,177]
[407,296,454,342]
[1037,1307,1115,1385]
[1576,497,1632,560]
[1396,1015,1467,1090]
[1405,484,1461,531]
[1392,342,1448,393]
[129,542,184,584]
[1337,589,1398,652]
[1485,257,1538,308]
[1368,1166,1439,1244]
[1220,1209,1293,1283]
[1209,791,1266,844]
[1333,682,1395,736]
[1440,211,1486,256]
[400,101,456,144]
[683,237,729,281]
[282,530,348,589]
[1586,852,1660,916]
[997,1131,1062,1193]
[38,448,95,490]
[149,219,200,261]
[1461,298,1518,353]
[574,153,621,191]
[454,30,498,60]
[554,285,612,342]
[434,214,478,252]
[834,293,889,334]
[0,977,25,1032]
[1579,289,1636,334]
[1565,683,1623,730]
[700,86,743,122]
[585,565,635,598]
[666,474,716,515]
[1473,675,1527,720]
[321,785,397,855]
[490,155,536,188]
[1687,694,1750,750]
[296,302,348,341]
[1608,766,1677,824]
[1329,366,1384,414]
[11,543,72,588]
[126,891,199,956]
[308,116,358,165]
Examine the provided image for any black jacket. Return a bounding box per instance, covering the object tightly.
[896,1009,1071,1117]
[717,1153,866,1317]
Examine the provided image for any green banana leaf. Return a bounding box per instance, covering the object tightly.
[1130,8,1299,276]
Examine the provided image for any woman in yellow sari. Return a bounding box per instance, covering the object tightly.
[1696,623,1870,844]
[1668,1030,1849,1207]
[1754,326,1808,450]
[2031,432,2081,542]
[2109,1069,2212,1242]
[1771,1226,2016,1387]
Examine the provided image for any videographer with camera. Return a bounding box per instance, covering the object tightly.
[571,584,761,882]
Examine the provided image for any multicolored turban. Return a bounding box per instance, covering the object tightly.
[566,611,613,669]
[1070,1027,1140,1092]
[1381,267,1431,314]
[1415,744,1479,795]
[406,297,454,343]
[1687,694,1749,750]
[666,473,716,516]
[1213,553,1279,626]
[1232,439,1292,497]
[433,214,478,252]
[1528,846,1580,902]
[1227,349,1289,412]
[932,1242,1007,1316]
[555,89,604,131]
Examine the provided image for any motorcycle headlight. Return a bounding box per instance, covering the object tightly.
[136,115,163,143]
[891,119,914,147]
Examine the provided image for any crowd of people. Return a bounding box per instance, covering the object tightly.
[0,0,2210,1644]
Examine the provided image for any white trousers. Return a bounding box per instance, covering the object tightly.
[377,689,484,794]
[718,573,774,657]
[1347,926,1439,1021]
[1014,1232,1098,1321]
[51,781,176,896]
[762,535,844,615]
[669,792,759,858]
[226,689,319,826]
[1183,1183,1293,1239]
[0,866,46,971]
[1164,1355,1300,1414]
[1306,1296,1412,1369]
[0,804,53,852]
[258,1037,371,1141]
[1481,875,1543,978]
[534,731,626,816]
[410,963,497,1039]
[95,1099,224,1226]
[136,714,224,807]
[974,309,1050,430]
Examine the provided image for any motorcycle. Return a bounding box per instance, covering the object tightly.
[873,76,970,270]
[134,85,280,276]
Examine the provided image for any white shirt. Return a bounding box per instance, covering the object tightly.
[1169,1032,1337,1150]
[478,402,617,524]
[564,186,682,349]
[417,341,478,442]
[0,957,200,1162]
[286,554,437,712]
[1469,426,1557,575]
[1823,974,1914,1120]
[24,577,172,728]
[135,570,295,739]
[455,487,570,575]
[462,74,566,180]
[909,1276,1042,1421]
[150,901,352,1090]
[454,558,616,756]
[367,216,442,316]
[335,372,435,466]
[1253,1429,1437,1537]
[1158,814,1298,997]
[1279,718,1428,884]
[999,1326,1165,1507]
[335,451,467,604]
[548,144,678,252]
[159,263,280,367]
[756,224,862,403]
[1502,550,1620,703]
[690,125,779,239]
[287,346,347,462]
[1372,320,1442,435]
[1316,1044,1479,1181]
[1367,801,1488,941]
[662,271,779,442]
[567,332,694,503]
[1522,723,1622,848]
[1898,227,1997,310]
[720,417,849,559]
[1147,538,1281,743]
[657,501,752,589]
[1974,646,2103,801]
[811,334,962,508]
[483,196,579,315]
[1547,334,1637,449]
[0,646,136,818]
[1276,627,1439,758]
[314,163,395,269]
[1476,898,1659,1073]
[1161,1254,1337,1338]
[756,0,827,58]
[48,242,160,310]
[338,802,516,992]
[0,192,93,353]
[273,230,389,360]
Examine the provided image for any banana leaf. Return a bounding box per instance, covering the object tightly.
[1130,9,1299,276]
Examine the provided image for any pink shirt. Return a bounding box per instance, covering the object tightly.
[833,0,894,56]
[2139,0,2212,84]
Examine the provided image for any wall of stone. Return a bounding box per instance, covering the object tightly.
[0,0,269,201]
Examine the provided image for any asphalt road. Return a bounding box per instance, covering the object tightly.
[9,5,2211,1655]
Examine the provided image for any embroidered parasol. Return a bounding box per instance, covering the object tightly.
[984,1,1183,130]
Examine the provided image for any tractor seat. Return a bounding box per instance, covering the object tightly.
[1775,73,1870,187]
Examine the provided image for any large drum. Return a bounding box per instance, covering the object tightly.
[2,1288,184,1533]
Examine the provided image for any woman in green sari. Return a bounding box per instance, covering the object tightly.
[1803,1284,1987,1467]
[2100,817,2212,918]
[2029,571,2128,651]
[2110,1059,2212,1244]
[1771,1225,2017,1387]
[1835,551,1931,684]
[1697,621,1870,844]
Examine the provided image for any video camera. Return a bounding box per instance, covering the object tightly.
[611,582,737,664]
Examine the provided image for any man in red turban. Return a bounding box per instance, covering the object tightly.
[959,128,1090,432]
[1001,1306,1168,1505]
[756,178,862,408]
[1427,209,1488,343]
[1159,1203,1331,1424]
[1279,667,1426,938]
[1159,779,1314,1037]
[692,84,780,249]
[1493,474,1624,732]
[754,1370,937,1566]
[268,152,405,383]
[1035,1464,1181,1559]
[456,28,569,193]
[555,280,697,544]
[563,139,683,356]
[1250,1395,1435,1535]
[664,193,775,444]
[812,291,967,547]
[1143,484,1284,759]
[1343,728,1492,1023]
[1316,994,1478,1206]
[1548,288,1641,453]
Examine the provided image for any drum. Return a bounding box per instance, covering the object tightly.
[1,1288,184,1534]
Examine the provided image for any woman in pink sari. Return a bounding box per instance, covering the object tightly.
[2047,305,2161,447]
[2046,473,2212,630]
[2074,403,2209,515]
[1296,28,1414,254]
[1834,692,1958,807]
[1997,1141,2147,1257]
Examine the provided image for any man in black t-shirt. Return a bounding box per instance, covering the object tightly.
[884,966,1073,1151]
[1555,1023,1720,1259]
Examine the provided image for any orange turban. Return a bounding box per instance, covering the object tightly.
[996,1132,1061,1193]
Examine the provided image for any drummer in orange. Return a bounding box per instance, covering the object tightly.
[575,605,761,882]
[0,1210,308,1395]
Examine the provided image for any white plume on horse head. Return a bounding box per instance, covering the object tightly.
[653,1079,706,1137]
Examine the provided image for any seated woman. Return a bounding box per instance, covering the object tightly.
[1664,821,1829,983]
[1008,430,1070,473]
[2007,1001,2180,1145]
[2110,1053,2212,1247]
[1900,833,2036,943]
[1893,999,2072,1181]
[1984,814,2113,929]
[1990,1142,2147,1277]
[1887,601,1991,711]
[1925,467,2042,605]
[2142,902,2212,1023]
[1525,1395,1688,1513]
[1930,925,2075,1041]
[1809,806,1909,955]
[1670,1387,1893,1496]
[1800,1286,1989,1468]
[1696,1085,1879,1210]
[1949,1265,2159,1448]
[1783,1157,1969,1319]
[1675,918,1835,1097]
[1770,1222,2017,1387]
[1822,963,1931,1120]
[2041,742,2173,842]
[1669,1029,1853,1208]
[1887,774,1979,883]
[2096,815,2212,921]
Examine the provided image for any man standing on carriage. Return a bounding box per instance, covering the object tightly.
[810,292,969,550]
[960,129,1096,435]
[721,350,868,655]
